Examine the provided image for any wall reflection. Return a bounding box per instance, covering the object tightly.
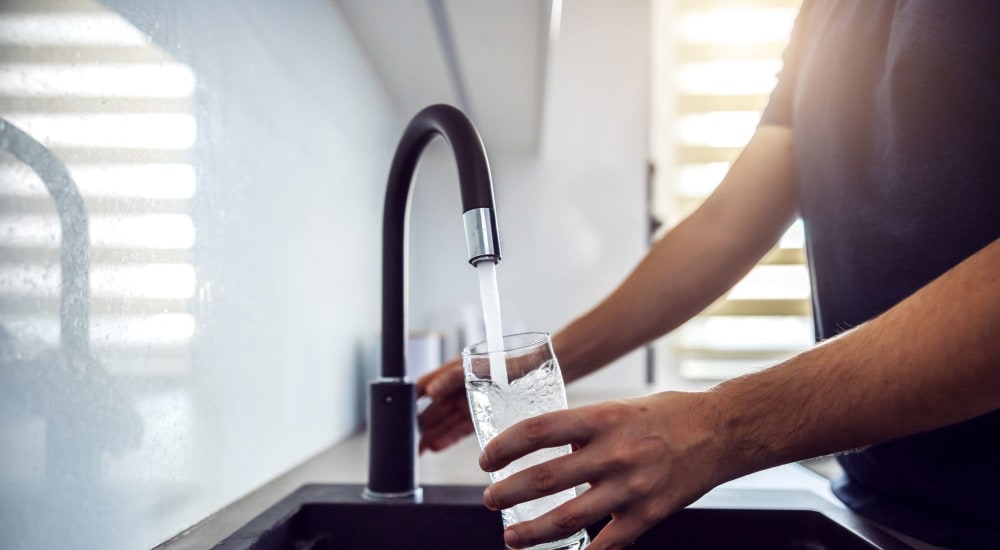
[1,1,196,547]
[1,0,394,547]
[0,2,822,543]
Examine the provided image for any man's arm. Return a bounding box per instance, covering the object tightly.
[718,234,1000,474]
[480,237,1000,549]
[555,124,798,381]
[417,124,797,452]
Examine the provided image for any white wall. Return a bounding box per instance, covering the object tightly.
[0,1,397,548]
[409,0,651,393]
[0,1,651,547]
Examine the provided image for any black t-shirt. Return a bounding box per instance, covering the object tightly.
[760,1,1000,546]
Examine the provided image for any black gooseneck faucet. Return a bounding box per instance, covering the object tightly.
[365,104,502,499]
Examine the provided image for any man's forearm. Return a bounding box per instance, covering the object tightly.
[553,126,799,382]
[714,237,1000,475]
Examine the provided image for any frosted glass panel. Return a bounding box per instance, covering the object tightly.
[0,1,396,548]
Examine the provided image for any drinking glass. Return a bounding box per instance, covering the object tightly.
[462,332,589,550]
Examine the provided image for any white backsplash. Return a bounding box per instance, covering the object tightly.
[0,0,397,547]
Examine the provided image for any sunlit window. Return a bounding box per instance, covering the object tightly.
[651,0,809,382]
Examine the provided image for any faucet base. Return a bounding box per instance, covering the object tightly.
[361,486,424,502]
[365,379,420,497]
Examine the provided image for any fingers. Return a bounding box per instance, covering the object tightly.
[416,358,463,397]
[500,487,636,550]
[481,394,716,550]
[418,391,466,429]
[420,421,474,453]
[420,406,474,452]
[482,451,597,512]
[417,359,473,453]
[418,385,473,448]
[480,410,592,473]
[584,515,650,550]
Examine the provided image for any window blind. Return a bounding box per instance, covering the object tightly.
[650,0,810,381]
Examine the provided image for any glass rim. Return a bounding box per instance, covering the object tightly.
[461,331,551,357]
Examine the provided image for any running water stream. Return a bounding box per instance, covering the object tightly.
[476,261,508,387]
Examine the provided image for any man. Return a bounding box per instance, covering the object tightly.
[417,2,1000,548]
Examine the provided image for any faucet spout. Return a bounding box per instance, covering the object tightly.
[366,104,501,500]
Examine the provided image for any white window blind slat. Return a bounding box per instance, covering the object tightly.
[652,0,810,381]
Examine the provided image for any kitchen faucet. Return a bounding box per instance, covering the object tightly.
[365,104,502,499]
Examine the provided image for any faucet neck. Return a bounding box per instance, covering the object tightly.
[381,104,500,381]
[384,104,495,220]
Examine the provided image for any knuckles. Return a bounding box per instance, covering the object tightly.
[597,400,632,418]
[554,509,585,532]
[604,444,637,472]
[530,464,558,493]
[622,475,653,501]
[523,415,551,442]
[587,400,634,431]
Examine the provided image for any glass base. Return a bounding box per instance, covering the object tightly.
[508,529,589,550]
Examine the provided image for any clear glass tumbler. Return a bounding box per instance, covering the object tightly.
[462,332,589,550]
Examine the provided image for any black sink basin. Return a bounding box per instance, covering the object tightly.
[214,484,911,549]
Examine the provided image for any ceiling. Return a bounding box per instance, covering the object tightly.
[334,0,558,154]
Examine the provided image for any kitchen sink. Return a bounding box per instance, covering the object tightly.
[214,484,911,549]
